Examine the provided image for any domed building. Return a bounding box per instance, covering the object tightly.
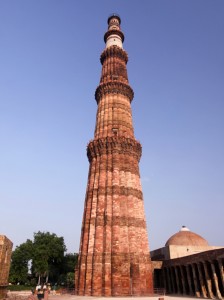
[151,226,216,260]
[151,226,224,299]
[165,226,209,247]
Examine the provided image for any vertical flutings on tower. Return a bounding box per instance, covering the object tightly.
[75,14,153,296]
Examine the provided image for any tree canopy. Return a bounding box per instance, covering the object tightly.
[9,231,78,286]
[9,239,33,284]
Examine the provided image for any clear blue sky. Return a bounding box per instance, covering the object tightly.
[0,1,223,253]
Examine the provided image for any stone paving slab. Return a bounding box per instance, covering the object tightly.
[48,295,203,300]
[7,292,204,300]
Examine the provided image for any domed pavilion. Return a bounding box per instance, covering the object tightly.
[165,226,209,247]
[150,226,224,299]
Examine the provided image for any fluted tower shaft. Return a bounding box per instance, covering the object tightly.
[75,15,153,296]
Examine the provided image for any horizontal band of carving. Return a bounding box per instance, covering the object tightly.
[98,99,132,111]
[95,82,134,103]
[87,186,143,200]
[100,46,128,64]
[104,29,124,43]
[89,160,139,174]
[88,215,146,228]
[87,136,141,162]
[79,252,152,264]
[95,120,133,134]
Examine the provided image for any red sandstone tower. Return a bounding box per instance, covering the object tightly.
[75,15,153,296]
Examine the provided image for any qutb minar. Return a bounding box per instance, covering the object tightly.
[75,15,154,296]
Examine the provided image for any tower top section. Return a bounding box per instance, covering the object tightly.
[107,14,121,25]
[104,14,124,49]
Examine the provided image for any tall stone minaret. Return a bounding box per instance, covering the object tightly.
[75,14,153,296]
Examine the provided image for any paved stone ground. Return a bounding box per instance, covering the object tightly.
[7,292,203,300]
[48,295,201,300]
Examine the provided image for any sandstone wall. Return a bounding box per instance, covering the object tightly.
[0,235,13,299]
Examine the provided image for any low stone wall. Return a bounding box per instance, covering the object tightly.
[0,287,7,299]
[1,290,32,300]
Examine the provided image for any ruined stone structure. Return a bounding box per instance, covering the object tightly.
[0,236,13,299]
[75,15,153,296]
[151,227,224,299]
[162,248,224,299]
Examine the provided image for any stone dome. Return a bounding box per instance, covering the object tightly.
[165,226,209,247]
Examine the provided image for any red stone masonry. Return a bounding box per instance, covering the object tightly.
[0,235,13,299]
[75,15,153,296]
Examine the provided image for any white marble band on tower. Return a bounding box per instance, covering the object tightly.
[105,14,123,49]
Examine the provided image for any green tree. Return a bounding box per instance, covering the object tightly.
[32,231,66,284]
[9,232,67,285]
[66,272,75,288]
[62,253,78,274]
[9,240,33,284]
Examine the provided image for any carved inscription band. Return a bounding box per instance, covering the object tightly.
[87,136,142,162]
[87,186,143,199]
[88,215,146,228]
[79,253,151,264]
[95,82,134,103]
